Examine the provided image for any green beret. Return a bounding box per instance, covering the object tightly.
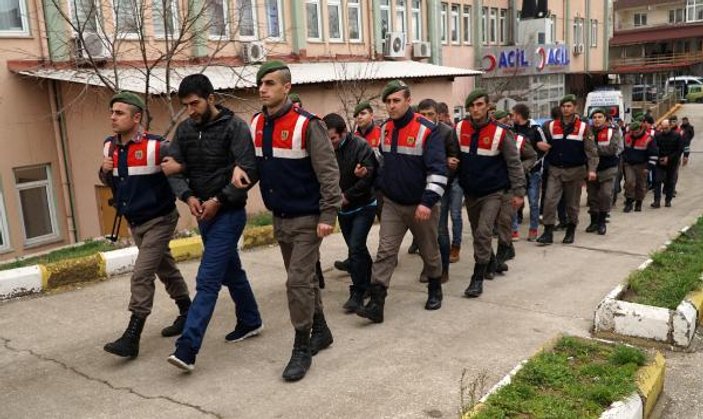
[353,101,372,117]
[289,93,302,105]
[559,94,576,106]
[493,110,509,120]
[256,60,289,85]
[465,88,488,108]
[629,121,641,131]
[110,91,145,111]
[381,79,409,102]
[590,108,606,117]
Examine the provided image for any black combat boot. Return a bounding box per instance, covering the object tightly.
[651,201,661,209]
[342,285,365,314]
[536,225,554,245]
[425,278,443,310]
[282,329,313,381]
[597,212,607,235]
[104,314,146,358]
[623,199,634,213]
[464,263,486,298]
[334,259,350,273]
[495,243,511,274]
[356,283,387,323]
[585,212,599,232]
[506,242,516,260]
[161,297,191,337]
[484,251,497,280]
[310,310,333,355]
[562,223,576,244]
[634,200,642,212]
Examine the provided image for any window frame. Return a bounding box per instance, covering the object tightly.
[462,4,471,44]
[450,3,459,44]
[481,6,487,45]
[111,0,143,38]
[440,2,447,44]
[499,8,507,45]
[0,0,30,36]
[66,0,101,35]
[633,12,647,27]
[152,0,179,39]
[14,165,60,248]
[0,185,10,252]
[204,0,229,40]
[410,0,421,42]
[264,0,284,41]
[327,0,344,42]
[236,0,258,41]
[395,0,406,35]
[380,0,392,38]
[305,0,322,41]
[489,7,497,44]
[348,0,362,42]
[686,0,703,22]
[590,18,597,47]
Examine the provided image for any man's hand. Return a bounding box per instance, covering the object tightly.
[447,157,459,171]
[101,157,113,173]
[161,157,184,176]
[200,198,221,221]
[587,171,597,182]
[414,204,432,222]
[342,193,349,206]
[231,166,251,189]
[683,156,689,166]
[536,142,551,152]
[187,196,203,218]
[511,196,524,210]
[317,223,334,238]
[354,164,368,178]
[659,156,669,166]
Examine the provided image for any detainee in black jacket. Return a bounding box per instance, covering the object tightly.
[335,132,378,212]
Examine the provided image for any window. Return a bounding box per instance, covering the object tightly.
[489,8,497,44]
[686,0,703,22]
[499,8,507,44]
[205,0,227,38]
[590,19,597,47]
[265,0,283,40]
[573,17,584,45]
[550,14,556,43]
[328,0,343,41]
[462,5,470,44]
[440,2,447,44]
[633,12,647,27]
[69,0,99,33]
[380,0,391,38]
[14,165,59,246]
[481,7,487,44]
[411,0,421,42]
[669,8,684,23]
[152,0,178,37]
[450,4,459,44]
[305,0,321,40]
[114,0,141,35]
[0,0,29,35]
[237,0,257,39]
[0,187,9,252]
[348,0,362,41]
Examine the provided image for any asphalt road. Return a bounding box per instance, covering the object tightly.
[1,105,702,418]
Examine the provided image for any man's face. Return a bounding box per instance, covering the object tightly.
[660,120,671,133]
[181,93,212,124]
[356,109,374,129]
[633,127,644,136]
[561,102,575,117]
[384,90,411,120]
[259,71,291,108]
[467,97,489,122]
[327,128,343,149]
[418,107,438,123]
[511,112,525,125]
[497,115,511,126]
[110,101,140,135]
[591,113,606,127]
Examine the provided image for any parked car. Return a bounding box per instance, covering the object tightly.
[665,75,703,99]
[685,85,703,103]
[632,84,657,102]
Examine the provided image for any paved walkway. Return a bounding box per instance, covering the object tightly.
[1,105,702,418]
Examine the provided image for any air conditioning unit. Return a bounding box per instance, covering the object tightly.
[573,43,585,55]
[74,32,109,62]
[412,41,431,59]
[242,41,267,63]
[384,32,406,58]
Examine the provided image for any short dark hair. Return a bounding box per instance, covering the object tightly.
[643,115,655,124]
[178,74,215,99]
[322,113,348,135]
[437,102,449,115]
[512,103,530,120]
[550,106,562,120]
[418,98,438,112]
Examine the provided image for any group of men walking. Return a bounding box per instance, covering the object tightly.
[99,60,693,382]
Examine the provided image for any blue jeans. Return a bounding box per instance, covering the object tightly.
[338,205,376,292]
[449,181,464,247]
[513,171,542,231]
[439,181,463,271]
[176,208,261,354]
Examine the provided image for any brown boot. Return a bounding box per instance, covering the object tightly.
[449,245,460,263]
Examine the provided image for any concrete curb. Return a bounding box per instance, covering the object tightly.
[463,337,665,419]
[593,226,703,347]
[0,265,44,299]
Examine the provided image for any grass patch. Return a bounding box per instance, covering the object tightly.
[626,217,703,309]
[246,211,273,228]
[0,240,119,271]
[470,336,647,419]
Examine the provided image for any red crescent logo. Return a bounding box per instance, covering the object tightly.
[536,47,547,71]
[482,54,497,72]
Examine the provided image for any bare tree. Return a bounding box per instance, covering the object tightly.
[331,60,382,128]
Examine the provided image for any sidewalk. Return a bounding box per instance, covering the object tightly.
[1,105,702,418]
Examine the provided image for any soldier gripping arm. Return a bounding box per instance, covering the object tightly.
[218,117,259,204]
[306,119,343,229]
[500,130,527,197]
[165,126,194,202]
[520,139,538,174]
[583,129,600,176]
[421,126,448,209]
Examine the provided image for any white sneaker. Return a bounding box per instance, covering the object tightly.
[167,354,194,372]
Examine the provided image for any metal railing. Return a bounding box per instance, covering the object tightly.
[610,51,703,69]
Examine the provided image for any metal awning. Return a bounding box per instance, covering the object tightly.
[14,61,481,95]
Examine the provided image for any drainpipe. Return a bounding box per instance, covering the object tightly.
[290,0,307,56]
[367,0,376,58]
[585,0,590,73]
[49,81,79,243]
[603,0,610,71]
[427,0,441,65]
[474,0,482,85]
[372,0,383,59]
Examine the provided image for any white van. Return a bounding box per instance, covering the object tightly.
[584,90,629,124]
[665,75,703,99]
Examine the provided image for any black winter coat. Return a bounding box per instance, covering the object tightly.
[336,133,378,212]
